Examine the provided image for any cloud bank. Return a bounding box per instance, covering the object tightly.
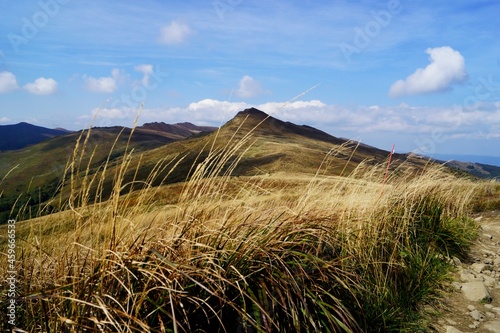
[389,46,467,98]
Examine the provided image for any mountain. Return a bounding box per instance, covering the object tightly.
[0,122,69,151]
[0,108,436,221]
[442,160,500,180]
[139,122,217,140]
[429,153,500,167]
[0,126,178,221]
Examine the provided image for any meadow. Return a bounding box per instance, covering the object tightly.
[1,113,499,332]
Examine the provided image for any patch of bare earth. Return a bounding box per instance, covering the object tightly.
[436,210,500,333]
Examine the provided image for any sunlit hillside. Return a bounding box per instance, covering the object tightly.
[1,109,499,332]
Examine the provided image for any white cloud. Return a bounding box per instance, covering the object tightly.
[389,46,467,98]
[23,77,58,95]
[0,71,19,93]
[236,75,268,99]
[83,69,124,93]
[0,116,10,123]
[159,20,192,45]
[92,107,137,119]
[79,99,500,155]
[134,64,154,86]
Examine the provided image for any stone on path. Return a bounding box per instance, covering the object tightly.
[484,321,500,333]
[471,263,487,273]
[461,281,492,302]
[445,325,465,333]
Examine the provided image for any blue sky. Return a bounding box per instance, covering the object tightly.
[0,0,499,157]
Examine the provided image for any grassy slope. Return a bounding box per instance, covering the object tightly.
[0,108,493,332]
[0,127,176,220]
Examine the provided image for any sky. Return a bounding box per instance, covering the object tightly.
[0,0,499,158]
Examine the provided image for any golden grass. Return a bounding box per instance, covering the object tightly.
[0,113,493,332]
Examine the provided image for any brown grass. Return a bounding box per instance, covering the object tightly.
[0,113,491,332]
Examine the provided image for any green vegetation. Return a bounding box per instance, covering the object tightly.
[0,111,490,332]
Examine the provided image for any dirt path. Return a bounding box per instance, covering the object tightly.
[436,210,500,333]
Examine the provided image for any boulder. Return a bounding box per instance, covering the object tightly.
[461,281,492,303]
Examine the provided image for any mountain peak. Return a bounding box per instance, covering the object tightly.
[236,108,269,119]
[0,122,68,151]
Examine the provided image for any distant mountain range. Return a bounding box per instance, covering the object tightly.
[1,114,499,181]
[0,121,217,151]
[139,122,217,140]
[429,154,500,167]
[0,122,70,151]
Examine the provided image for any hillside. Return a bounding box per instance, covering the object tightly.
[0,109,491,332]
[0,126,177,221]
[0,108,432,222]
[0,122,69,151]
[1,108,496,332]
[440,160,500,179]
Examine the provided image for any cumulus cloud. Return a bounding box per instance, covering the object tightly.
[0,71,19,93]
[159,20,192,45]
[23,77,58,95]
[389,46,467,98]
[236,75,268,99]
[0,116,10,123]
[83,68,124,93]
[80,99,500,155]
[91,107,137,119]
[134,64,154,86]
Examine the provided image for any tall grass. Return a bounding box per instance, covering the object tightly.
[0,114,485,332]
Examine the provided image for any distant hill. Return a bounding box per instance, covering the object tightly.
[430,153,500,167]
[441,160,500,180]
[139,122,217,140]
[0,122,69,151]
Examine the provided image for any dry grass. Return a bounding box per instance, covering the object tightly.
[0,114,490,332]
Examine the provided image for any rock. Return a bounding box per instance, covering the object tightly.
[470,309,484,320]
[468,305,477,311]
[472,263,487,273]
[470,321,480,329]
[483,274,497,287]
[484,321,500,332]
[482,249,497,257]
[445,325,465,333]
[460,270,482,282]
[461,281,492,302]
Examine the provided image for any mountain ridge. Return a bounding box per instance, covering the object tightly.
[0,122,69,151]
[1,107,499,222]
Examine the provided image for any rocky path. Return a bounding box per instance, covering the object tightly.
[437,210,500,333]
